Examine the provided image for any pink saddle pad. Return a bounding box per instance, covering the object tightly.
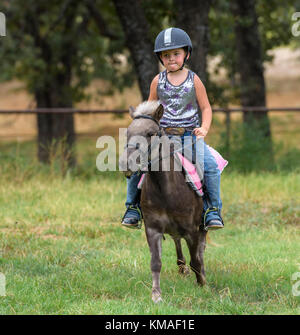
[137,173,146,189]
[206,145,228,172]
[176,152,204,196]
[176,146,228,197]
[137,147,228,197]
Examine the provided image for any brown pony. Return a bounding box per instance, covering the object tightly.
[119,101,207,303]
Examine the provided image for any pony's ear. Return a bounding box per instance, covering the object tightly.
[153,104,164,121]
[129,106,135,119]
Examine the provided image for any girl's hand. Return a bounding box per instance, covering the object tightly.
[193,127,208,139]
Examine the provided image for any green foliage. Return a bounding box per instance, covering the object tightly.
[275,146,300,172]
[256,0,299,55]
[216,119,300,174]
[142,0,173,38]
[217,122,272,173]
[0,0,136,103]
[208,0,300,105]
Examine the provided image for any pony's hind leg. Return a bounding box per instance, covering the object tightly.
[145,227,163,303]
[173,237,189,275]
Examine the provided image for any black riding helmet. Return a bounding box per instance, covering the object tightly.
[154,27,192,69]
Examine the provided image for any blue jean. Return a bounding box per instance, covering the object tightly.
[125,172,141,208]
[125,131,222,223]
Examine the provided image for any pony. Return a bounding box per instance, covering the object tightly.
[119,101,207,303]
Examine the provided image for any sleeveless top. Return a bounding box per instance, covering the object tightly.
[157,70,201,129]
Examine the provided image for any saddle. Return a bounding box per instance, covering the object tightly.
[137,145,228,197]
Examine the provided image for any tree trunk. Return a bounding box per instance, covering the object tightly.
[174,0,212,84]
[28,2,78,168]
[36,82,76,168]
[35,46,76,167]
[230,0,272,138]
[112,0,159,100]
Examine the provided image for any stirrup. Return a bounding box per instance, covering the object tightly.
[121,205,143,229]
[203,207,224,229]
[204,219,224,231]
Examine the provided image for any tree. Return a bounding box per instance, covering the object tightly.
[0,0,134,167]
[230,0,270,130]
[112,0,159,100]
[173,0,212,84]
[0,0,88,165]
[229,0,276,168]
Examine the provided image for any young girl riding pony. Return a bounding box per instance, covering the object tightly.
[121,27,224,231]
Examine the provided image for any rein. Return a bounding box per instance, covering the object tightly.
[133,115,161,128]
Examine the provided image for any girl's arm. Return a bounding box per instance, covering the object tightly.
[148,74,159,101]
[193,74,212,137]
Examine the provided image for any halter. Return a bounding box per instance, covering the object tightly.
[125,115,163,170]
[126,115,163,147]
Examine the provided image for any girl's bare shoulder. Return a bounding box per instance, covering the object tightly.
[148,74,160,100]
[152,74,160,83]
[193,73,203,85]
[150,74,159,89]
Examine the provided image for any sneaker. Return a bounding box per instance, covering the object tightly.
[204,219,224,231]
[121,206,142,229]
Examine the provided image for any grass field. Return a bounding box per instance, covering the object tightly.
[0,139,299,315]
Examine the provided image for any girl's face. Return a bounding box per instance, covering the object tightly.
[160,48,188,72]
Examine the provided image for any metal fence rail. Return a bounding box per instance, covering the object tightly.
[0,107,299,142]
[0,107,300,114]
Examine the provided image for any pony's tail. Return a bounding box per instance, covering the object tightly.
[206,233,222,247]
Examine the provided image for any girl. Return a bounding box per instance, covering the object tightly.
[122,27,224,231]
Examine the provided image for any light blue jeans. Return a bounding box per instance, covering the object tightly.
[125,131,222,223]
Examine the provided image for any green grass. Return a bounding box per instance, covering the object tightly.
[0,138,299,314]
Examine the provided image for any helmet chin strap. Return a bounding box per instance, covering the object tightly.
[166,54,188,74]
[164,62,185,88]
[164,52,188,87]
[167,66,183,74]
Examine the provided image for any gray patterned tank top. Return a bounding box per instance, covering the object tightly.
[157,70,201,129]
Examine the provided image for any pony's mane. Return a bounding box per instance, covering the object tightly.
[132,100,160,118]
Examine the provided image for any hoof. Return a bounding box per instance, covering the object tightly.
[178,264,190,276]
[197,276,206,286]
[152,289,162,303]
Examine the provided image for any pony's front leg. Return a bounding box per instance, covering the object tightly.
[145,227,163,303]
